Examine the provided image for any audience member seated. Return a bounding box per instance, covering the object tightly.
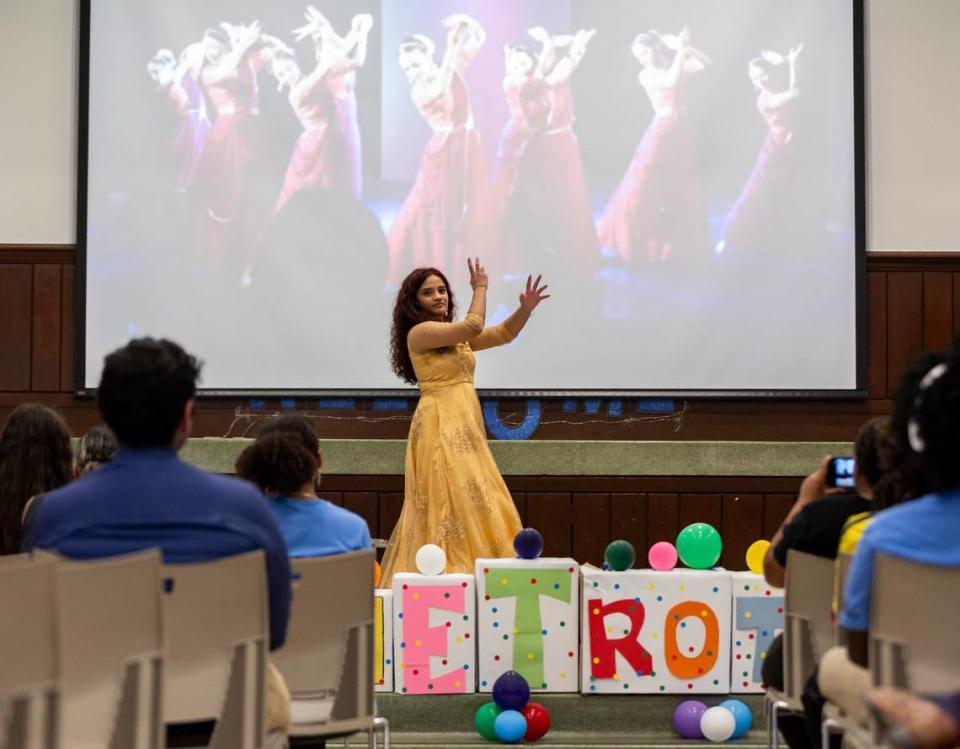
[818,343,960,719]
[761,415,913,749]
[0,403,73,555]
[75,423,118,475]
[236,427,371,558]
[866,688,960,749]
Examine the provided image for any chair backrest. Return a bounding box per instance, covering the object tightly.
[0,554,58,749]
[55,550,164,749]
[782,550,836,701]
[869,553,960,693]
[833,553,853,646]
[161,551,268,749]
[272,549,374,737]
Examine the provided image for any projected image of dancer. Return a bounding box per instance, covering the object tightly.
[146,46,211,194]
[292,7,373,200]
[597,29,710,264]
[380,259,550,585]
[716,45,803,255]
[491,27,598,279]
[193,22,284,265]
[387,15,488,288]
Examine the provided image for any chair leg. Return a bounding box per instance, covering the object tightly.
[771,701,780,749]
[374,716,390,749]
[822,717,840,749]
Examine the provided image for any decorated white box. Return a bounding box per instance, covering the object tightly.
[392,573,477,694]
[580,568,732,694]
[374,590,394,692]
[475,558,580,693]
[730,572,784,693]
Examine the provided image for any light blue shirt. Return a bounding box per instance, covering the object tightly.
[268,496,371,558]
[839,491,960,631]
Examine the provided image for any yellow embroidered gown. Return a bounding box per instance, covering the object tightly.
[380,313,523,586]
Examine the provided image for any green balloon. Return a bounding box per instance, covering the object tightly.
[475,702,502,741]
[676,523,722,569]
[604,539,636,571]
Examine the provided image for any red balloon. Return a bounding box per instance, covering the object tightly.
[520,702,551,741]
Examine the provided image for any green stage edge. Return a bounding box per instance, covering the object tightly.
[180,438,851,476]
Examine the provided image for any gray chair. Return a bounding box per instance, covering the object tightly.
[765,550,835,749]
[161,551,280,749]
[270,550,387,748]
[55,550,164,749]
[0,554,58,749]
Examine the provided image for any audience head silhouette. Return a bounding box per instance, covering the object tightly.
[76,424,118,475]
[97,338,202,449]
[236,432,319,497]
[0,403,73,554]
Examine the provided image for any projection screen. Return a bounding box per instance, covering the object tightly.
[79,0,863,394]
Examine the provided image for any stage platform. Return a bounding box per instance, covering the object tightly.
[343,694,769,747]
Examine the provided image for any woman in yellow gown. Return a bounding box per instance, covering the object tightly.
[380,259,550,585]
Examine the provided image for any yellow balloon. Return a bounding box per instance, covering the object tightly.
[745,539,770,575]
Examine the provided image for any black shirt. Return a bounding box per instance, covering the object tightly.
[772,493,872,566]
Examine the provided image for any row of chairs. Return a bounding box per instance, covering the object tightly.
[0,548,384,749]
[766,550,960,749]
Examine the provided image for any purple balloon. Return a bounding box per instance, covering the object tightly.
[492,671,531,711]
[673,700,708,739]
[513,528,544,560]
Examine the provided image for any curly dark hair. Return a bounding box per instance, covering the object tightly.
[76,424,118,475]
[891,340,960,493]
[235,432,319,496]
[98,338,202,448]
[389,267,456,385]
[853,415,918,509]
[257,415,321,460]
[0,404,73,554]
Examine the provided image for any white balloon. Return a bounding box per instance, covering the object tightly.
[700,707,736,743]
[415,544,446,576]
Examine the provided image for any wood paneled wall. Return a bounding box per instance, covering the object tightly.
[322,474,800,569]
[1,247,957,441]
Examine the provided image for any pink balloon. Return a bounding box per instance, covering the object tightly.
[648,541,678,571]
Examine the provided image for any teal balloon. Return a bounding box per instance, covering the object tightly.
[676,523,722,569]
[720,700,753,739]
[604,540,636,571]
[475,702,502,741]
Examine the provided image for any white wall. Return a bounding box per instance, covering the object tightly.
[0,0,957,250]
[866,0,960,251]
[0,0,78,244]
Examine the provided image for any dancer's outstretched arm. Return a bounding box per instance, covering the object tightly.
[471,275,551,351]
[766,45,802,109]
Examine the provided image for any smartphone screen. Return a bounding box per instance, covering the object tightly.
[827,457,856,489]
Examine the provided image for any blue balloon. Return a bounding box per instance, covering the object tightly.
[492,671,530,711]
[719,699,753,739]
[513,528,544,560]
[493,710,527,743]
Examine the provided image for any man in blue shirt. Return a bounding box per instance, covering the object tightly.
[27,338,292,651]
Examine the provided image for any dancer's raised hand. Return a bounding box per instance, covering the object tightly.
[518,275,550,313]
[467,257,488,289]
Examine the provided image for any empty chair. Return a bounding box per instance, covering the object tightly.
[55,550,164,749]
[161,551,275,749]
[870,553,960,692]
[0,554,58,749]
[766,550,835,749]
[271,549,380,744]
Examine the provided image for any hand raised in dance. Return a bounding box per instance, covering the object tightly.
[518,275,550,313]
[788,44,804,63]
[467,257,488,289]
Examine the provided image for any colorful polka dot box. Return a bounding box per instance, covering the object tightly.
[580,568,732,694]
[729,572,784,693]
[374,590,394,693]
[475,558,581,693]
[391,573,477,694]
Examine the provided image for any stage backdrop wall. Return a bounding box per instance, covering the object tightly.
[3,0,959,251]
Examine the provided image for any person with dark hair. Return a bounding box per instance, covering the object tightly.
[26,338,292,655]
[839,341,960,666]
[76,424,118,475]
[760,415,917,749]
[0,404,73,555]
[236,428,370,558]
[379,259,549,586]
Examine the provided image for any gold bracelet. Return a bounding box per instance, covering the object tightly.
[473,284,487,289]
